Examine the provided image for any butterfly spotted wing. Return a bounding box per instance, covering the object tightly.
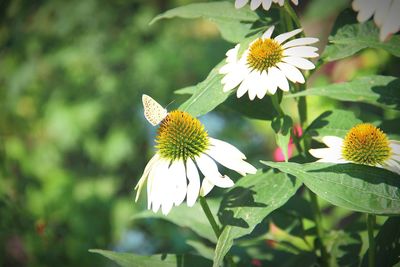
[142,94,168,126]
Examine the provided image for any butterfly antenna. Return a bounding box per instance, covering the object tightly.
[165,100,175,109]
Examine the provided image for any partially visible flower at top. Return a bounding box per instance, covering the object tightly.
[136,95,257,215]
[220,26,318,100]
[235,0,299,10]
[309,123,400,175]
[352,0,400,41]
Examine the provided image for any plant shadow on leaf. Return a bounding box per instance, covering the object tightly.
[218,186,267,228]
[336,233,362,267]
[372,78,400,110]
[305,111,332,137]
[307,163,400,187]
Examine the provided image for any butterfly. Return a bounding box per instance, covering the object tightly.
[142,94,168,126]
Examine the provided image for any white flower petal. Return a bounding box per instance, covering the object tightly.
[262,26,275,39]
[195,153,234,188]
[207,144,257,176]
[275,29,303,44]
[282,37,319,49]
[390,141,400,154]
[222,69,247,92]
[276,62,305,83]
[282,56,315,70]
[250,0,263,10]
[269,66,289,91]
[373,0,391,26]
[219,63,237,74]
[322,136,344,148]
[235,0,249,8]
[169,160,187,206]
[291,0,298,5]
[186,158,200,207]
[380,0,400,41]
[262,0,273,10]
[200,178,214,196]
[150,160,169,213]
[209,137,246,159]
[135,153,160,201]
[283,46,319,58]
[264,69,278,94]
[356,0,377,22]
[257,71,269,99]
[316,158,348,164]
[383,159,400,175]
[309,148,339,160]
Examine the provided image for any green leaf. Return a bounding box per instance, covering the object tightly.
[322,21,400,61]
[179,61,230,117]
[361,217,400,267]
[224,94,280,120]
[262,161,400,215]
[90,249,212,267]
[89,249,177,267]
[132,199,218,243]
[174,86,196,95]
[272,115,293,162]
[288,75,400,110]
[186,240,214,260]
[150,1,259,43]
[213,170,302,267]
[306,109,362,141]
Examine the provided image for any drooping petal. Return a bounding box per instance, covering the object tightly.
[322,136,344,148]
[264,69,278,94]
[269,66,289,91]
[135,153,160,202]
[250,0,263,10]
[200,178,215,196]
[276,62,305,83]
[169,160,188,206]
[379,0,400,41]
[261,0,273,10]
[356,0,377,22]
[209,138,246,159]
[195,154,235,188]
[150,159,170,213]
[186,158,200,207]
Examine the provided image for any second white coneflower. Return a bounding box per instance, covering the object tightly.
[219,26,318,100]
[235,0,299,11]
[309,123,400,175]
[136,95,257,215]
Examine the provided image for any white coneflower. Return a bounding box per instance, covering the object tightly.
[136,95,257,215]
[235,0,299,10]
[309,123,400,175]
[352,0,400,41]
[219,26,318,100]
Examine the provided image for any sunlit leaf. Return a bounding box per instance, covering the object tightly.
[90,249,211,267]
[289,76,400,110]
[213,170,302,267]
[150,1,259,43]
[305,109,362,141]
[263,161,400,215]
[271,115,293,161]
[322,22,400,61]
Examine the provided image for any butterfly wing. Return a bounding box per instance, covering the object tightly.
[142,94,168,126]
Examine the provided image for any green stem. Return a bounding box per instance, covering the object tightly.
[271,93,284,117]
[367,214,376,267]
[199,196,221,238]
[283,2,302,30]
[309,190,329,267]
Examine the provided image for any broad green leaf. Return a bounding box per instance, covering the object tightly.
[306,109,362,141]
[179,61,230,117]
[150,2,259,43]
[90,249,211,267]
[322,21,400,61]
[289,76,400,110]
[213,170,302,267]
[174,86,196,95]
[262,161,400,215]
[272,115,293,161]
[224,94,280,120]
[361,217,400,267]
[186,240,214,260]
[132,199,218,242]
[303,0,349,21]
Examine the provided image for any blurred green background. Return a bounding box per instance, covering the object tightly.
[1,0,399,266]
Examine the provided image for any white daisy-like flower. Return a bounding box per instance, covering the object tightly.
[219,26,319,100]
[309,123,400,175]
[136,95,257,215]
[352,0,400,41]
[235,0,299,11]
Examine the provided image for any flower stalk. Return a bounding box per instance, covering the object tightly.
[199,196,222,237]
[367,214,376,267]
